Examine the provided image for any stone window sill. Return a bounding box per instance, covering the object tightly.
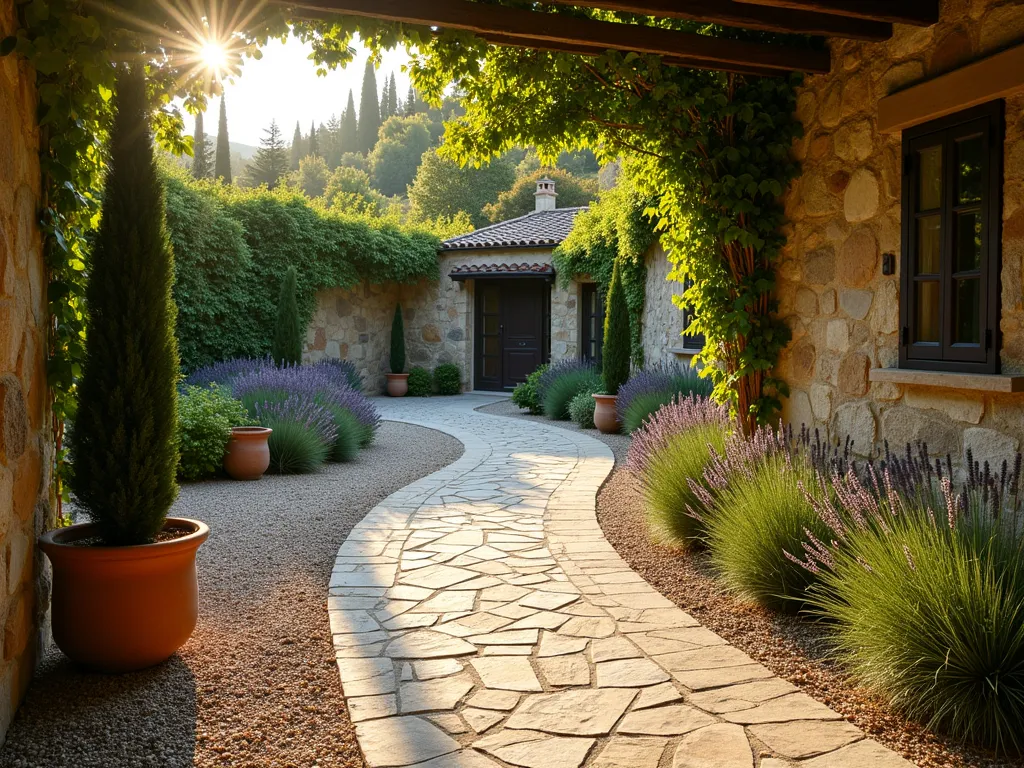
[869,367,1024,393]
[669,346,700,357]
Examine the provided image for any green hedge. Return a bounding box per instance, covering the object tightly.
[163,167,440,372]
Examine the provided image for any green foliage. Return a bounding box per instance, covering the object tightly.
[326,406,362,462]
[553,171,655,366]
[163,172,439,372]
[433,364,461,396]
[622,393,674,434]
[602,260,631,395]
[542,369,602,421]
[511,364,547,415]
[705,457,826,613]
[340,90,358,155]
[483,168,597,223]
[272,266,302,367]
[215,97,232,183]
[177,385,251,481]
[323,165,383,213]
[191,110,212,179]
[369,115,432,196]
[407,366,432,397]
[409,149,516,228]
[642,426,726,549]
[266,419,329,474]
[357,59,380,155]
[69,71,180,546]
[809,516,1024,753]
[568,391,597,429]
[295,154,329,198]
[245,119,289,190]
[390,305,406,374]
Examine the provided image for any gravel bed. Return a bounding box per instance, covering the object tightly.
[0,421,464,768]
[478,399,1022,768]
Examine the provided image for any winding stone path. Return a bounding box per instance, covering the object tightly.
[330,395,913,768]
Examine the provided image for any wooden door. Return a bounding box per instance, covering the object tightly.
[474,279,549,390]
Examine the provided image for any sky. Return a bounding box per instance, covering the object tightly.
[185,34,413,148]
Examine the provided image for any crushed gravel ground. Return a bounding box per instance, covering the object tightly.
[478,399,1023,768]
[0,420,464,768]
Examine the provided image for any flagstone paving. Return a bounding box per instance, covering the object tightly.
[330,395,914,768]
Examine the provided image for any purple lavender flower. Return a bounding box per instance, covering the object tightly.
[311,358,363,392]
[184,357,270,388]
[616,363,711,421]
[626,393,730,476]
[536,359,598,403]
[252,396,338,447]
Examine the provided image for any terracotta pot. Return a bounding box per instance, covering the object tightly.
[386,373,409,397]
[592,393,621,434]
[39,517,210,672]
[223,426,272,481]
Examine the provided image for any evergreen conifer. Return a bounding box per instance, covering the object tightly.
[308,120,319,157]
[215,96,232,183]
[380,77,390,121]
[390,304,406,374]
[404,85,417,116]
[246,119,289,189]
[340,90,358,154]
[290,121,303,170]
[271,265,302,366]
[387,73,398,118]
[357,59,380,155]
[191,109,212,178]
[69,69,180,546]
[601,259,631,395]
[324,113,342,168]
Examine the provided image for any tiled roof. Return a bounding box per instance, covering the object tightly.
[440,207,587,251]
[449,263,554,280]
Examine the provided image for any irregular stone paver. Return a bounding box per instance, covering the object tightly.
[331,395,914,767]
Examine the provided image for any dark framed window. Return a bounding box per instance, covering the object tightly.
[679,276,705,352]
[900,101,1003,373]
[581,282,604,365]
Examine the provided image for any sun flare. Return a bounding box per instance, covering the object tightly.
[200,40,229,72]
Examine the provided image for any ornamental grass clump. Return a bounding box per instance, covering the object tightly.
[252,396,336,474]
[616,363,713,433]
[626,394,731,548]
[537,359,602,420]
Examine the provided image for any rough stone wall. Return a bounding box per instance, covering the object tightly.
[776,0,1024,462]
[641,242,698,368]
[0,2,53,745]
[306,248,580,392]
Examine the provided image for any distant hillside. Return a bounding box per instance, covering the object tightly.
[206,136,259,160]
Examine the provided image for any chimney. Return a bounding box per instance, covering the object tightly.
[534,177,557,212]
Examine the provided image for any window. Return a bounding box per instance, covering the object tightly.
[679,276,705,353]
[580,283,604,365]
[900,101,1003,373]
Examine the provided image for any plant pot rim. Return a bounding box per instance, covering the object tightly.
[39,517,210,561]
[386,372,410,379]
[592,393,618,402]
[230,425,272,437]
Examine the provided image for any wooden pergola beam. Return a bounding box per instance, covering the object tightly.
[733,0,939,26]
[545,0,892,41]
[284,0,832,73]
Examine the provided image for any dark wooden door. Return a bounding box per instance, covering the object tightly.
[475,279,549,390]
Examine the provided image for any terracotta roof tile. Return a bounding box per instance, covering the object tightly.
[440,207,586,251]
[449,263,554,279]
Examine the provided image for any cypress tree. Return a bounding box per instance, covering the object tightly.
[379,77,390,121]
[601,259,631,396]
[290,121,303,171]
[404,85,417,116]
[340,90,358,155]
[69,68,180,546]
[357,59,380,155]
[324,113,342,168]
[390,304,405,374]
[272,265,302,366]
[191,109,211,178]
[308,120,319,157]
[215,95,232,183]
[387,73,398,118]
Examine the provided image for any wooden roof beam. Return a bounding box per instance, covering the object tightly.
[283,0,832,73]
[732,0,939,26]
[544,0,892,41]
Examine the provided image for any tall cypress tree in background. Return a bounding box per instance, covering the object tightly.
[246,119,289,189]
[308,120,319,157]
[379,77,390,122]
[191,109,211,178]
[215,96,232,183]
[272,265,302,367]
[70,69,180,545]
[602,260,631,395]
[290,121,303,170]
[404,85,417,116]
[357,59,380,155]
[387,73,398,119]
[324,113,342,168]
[340,90,358,155]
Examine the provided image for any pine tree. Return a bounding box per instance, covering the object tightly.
[246,119,289,189]
[602,259,631,396]
[404,85,417,116]
[69,69,180,546]
[340,89,358,155]
[357,59,380,155]
[379,77,390,122]
[290,121,303,171]
[215,95,232,183]
[191,109,211,178]
[387,73,398,119]
[272,265,302,367]
[308,120,319,157]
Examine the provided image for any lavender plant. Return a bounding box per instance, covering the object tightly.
[537,359,603,420]
[616,363,712,433]
[252,396,336,473]
[184,356,268,388]
[312,358,363,392]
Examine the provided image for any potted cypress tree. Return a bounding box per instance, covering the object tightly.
[593,260,630,434]
[386,304,409,396]
[271,265,302,366]
[38,70,209,672]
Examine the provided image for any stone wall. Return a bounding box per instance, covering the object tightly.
[777,0,1024,461]
[0,2,53,745]
[306,248,580,392]
[641,242,698,368]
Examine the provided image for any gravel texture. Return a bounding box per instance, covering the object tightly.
[0,420,464,768]
[478,399,1023,768]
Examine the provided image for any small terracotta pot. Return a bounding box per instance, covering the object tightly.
[386,373,409,397]
[223,426,272,481]
[592,393,621,434]
[39,517,210,672]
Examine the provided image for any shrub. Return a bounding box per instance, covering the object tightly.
[252,397,335,474]
[511,364,547,414]
[433,364,461,395]
[627,395,730,548]
[537,360,602,420]
[272,265,302,366]
[407,366,432,396]
[177,385,252,481]
[312,357,362,392]
[617,364,713,433]
[68,71,180,546]
[325,405,362,462]
[568,391,597,429]
[602,260,631,395]
[390,304,406,373]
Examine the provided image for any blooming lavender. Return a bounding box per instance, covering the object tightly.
[615,363,711,422]
[184,357,269,388]
[312,358,363,392]
[536,359,598,403]
[251,395,338,447]
[626,393,730,476]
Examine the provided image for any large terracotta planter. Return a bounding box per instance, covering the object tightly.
[39,517,210,672]
[223,426,272,481]
[386,373,409,397]
[593,393,621,434]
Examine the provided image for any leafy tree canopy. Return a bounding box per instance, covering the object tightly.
[408,148,515,228]
[369,114,432,197]
[484,167,598,223]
